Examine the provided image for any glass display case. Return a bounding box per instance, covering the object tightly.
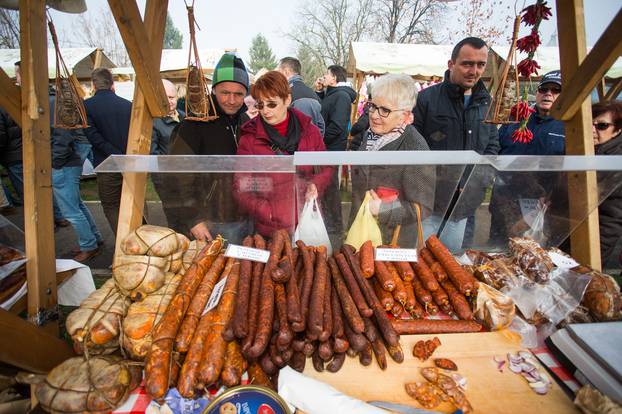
[95,152,622,255]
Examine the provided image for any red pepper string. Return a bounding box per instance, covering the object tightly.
[516,0,551,77]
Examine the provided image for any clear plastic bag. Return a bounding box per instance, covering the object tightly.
[294,197,332,255]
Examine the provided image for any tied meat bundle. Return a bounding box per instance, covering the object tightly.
[65,279,130,355]
[113,225,190,301]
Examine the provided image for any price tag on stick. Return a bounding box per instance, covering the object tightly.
[225,244,270,263]
[375,248,418,262]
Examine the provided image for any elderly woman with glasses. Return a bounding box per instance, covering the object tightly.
[592,100,622,266]
[348,73,435,247]
[234,70,332,237]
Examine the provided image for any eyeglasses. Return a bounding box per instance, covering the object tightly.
[254,101,279,110]
[537,86,561,94]
[593,122,614,131]
[366,102,408,118]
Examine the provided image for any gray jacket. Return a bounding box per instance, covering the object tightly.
[289,75,325,136]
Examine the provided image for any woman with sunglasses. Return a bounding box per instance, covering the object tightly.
[347,73,435,247]
[234,70,332,237]
[592,100,622,266]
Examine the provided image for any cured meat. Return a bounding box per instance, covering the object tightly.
[112,254,168,301]
[120,225,182,257]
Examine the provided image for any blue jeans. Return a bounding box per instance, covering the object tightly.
[52,166,102,250]
[422,215,468,253]
[6,163,24,205]
[74,140,93,165]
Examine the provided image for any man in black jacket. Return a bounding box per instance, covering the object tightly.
[83,67,132,235]
[413,37,500,252]
[277,57,325,136]
[151,79,184,155]
[162,52,251,243]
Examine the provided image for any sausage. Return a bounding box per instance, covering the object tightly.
[260,349,278,376]
[289,351,306,372]
[281,347,293,364]
[221,321,235,342]
[221,341,247,387]
[312,349,325,372]
[374,261,396,291]
[331,286,349,354]
[197,259,240,387]
[318,340,334,362]
[267,230,286,274]
[327,352,346,372]
[391,302,404,317]
[302,339,315,357]
[175,254,227,352]
[386,342,404,363]
[371,337,388,370]
[307,246,328,340]
[391,319,483,334]
[334,252,373,318]
[293,251,304,291]
[359,240,375,278]
[252,234,267,279]
[328,256,365,333]
[286,266,303,327]
[421,247,448,282]
[395,261,415,282]
[346,347,358,358]
[274,283,293,351]
[425,302,439,315]
[403,281,416,311]
[281,229,294,267]
[319,267,333,342]
[292,337,305,352]
[269,340,286,368]
[343,318,368,352]
[271,256,292,283]
[412,277,433,305]
[373,278,395,311]
[363,317,378,343]
[146,238,222,401]
[232,236,254,339]
[413,260,440,292]
[297,241,315,328]
[431,284,450,307]
[177,309,217,398]
[410,293,425,319]
[427,235,477,296]
[441,279,473,320]
[386,262,407,304]
[359,343,373,366]
[246,267,275,358]
[242,250,264,355]
[247,361,273,389]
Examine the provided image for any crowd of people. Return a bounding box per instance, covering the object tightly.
[1,36,620,268]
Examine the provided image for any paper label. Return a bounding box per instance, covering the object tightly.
[202,276,227,315]
[225,244,270,263]
[548,251,579,269]
[374,248,418,262]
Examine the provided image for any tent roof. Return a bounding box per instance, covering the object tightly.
[348,42,622,79]
[0,47,116,79]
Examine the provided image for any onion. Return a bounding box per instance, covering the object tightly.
[509,362,522,373]
[520,362,537,373]
[508,353,522,364]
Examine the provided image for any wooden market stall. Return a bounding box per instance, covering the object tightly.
[0,0,621,411]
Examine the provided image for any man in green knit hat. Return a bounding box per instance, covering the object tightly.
[162,52,252,243]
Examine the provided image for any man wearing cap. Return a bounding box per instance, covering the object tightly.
[498,70,565,155]
[489,70,566,245]
[162,53,251,243]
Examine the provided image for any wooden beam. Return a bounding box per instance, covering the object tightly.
[604,77,622,101]
[0,68,22,126]
[107,0,168,118]
[114,0,168,257]
[556,0,601,269]
[0,309,73,373]
[93,48,102,69]
[19,0,58,328]
[596,78,606,102]
[551,7,622,120]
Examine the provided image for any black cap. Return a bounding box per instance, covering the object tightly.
[538,70,561,87]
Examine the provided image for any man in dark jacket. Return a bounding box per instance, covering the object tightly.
[50,90,103,262]
[83,67,132,235]
[413,37,500,252]
[162,52,251,243]
[277,57,325,136]
[151,79,184,155]
[0,107,23,207]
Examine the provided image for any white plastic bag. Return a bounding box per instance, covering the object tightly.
[294,198,332,255]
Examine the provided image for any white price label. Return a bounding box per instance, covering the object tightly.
[225,244,270,263]
[548,251,579,269]
[202,276,227,315]
[374,248,418,262]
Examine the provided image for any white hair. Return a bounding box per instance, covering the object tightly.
[371,73,417,110]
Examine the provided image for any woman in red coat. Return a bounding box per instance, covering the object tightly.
[234,71,332,237]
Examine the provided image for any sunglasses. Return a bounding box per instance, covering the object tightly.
[254,101,279,110]
[537,86,561,94]
[594,122,614,131]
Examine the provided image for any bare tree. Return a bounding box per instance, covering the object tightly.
[288,0,373,67]
[374,0,446,44]
[446,0,512,45]
[0,8,19,49]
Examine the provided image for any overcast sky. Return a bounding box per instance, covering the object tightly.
[48,0,622,65]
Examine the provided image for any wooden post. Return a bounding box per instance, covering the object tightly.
[0,68,21,125]
[19,0,58,329]
[604,77,622,101]
[93,48,103,69]
[556,0,601,269]
[111,0,168,257]
[596,78,606,102]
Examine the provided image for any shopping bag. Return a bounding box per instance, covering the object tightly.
[518,198,548,243]
[344,191,383,249]
[294,197,332,255]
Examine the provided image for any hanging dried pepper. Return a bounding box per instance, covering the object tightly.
[516,0,550,77]
[512,122,534,144]
[516,31,541,54]
[517,58,541,77]
[510,101,535,121]
[521,1,552,25]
